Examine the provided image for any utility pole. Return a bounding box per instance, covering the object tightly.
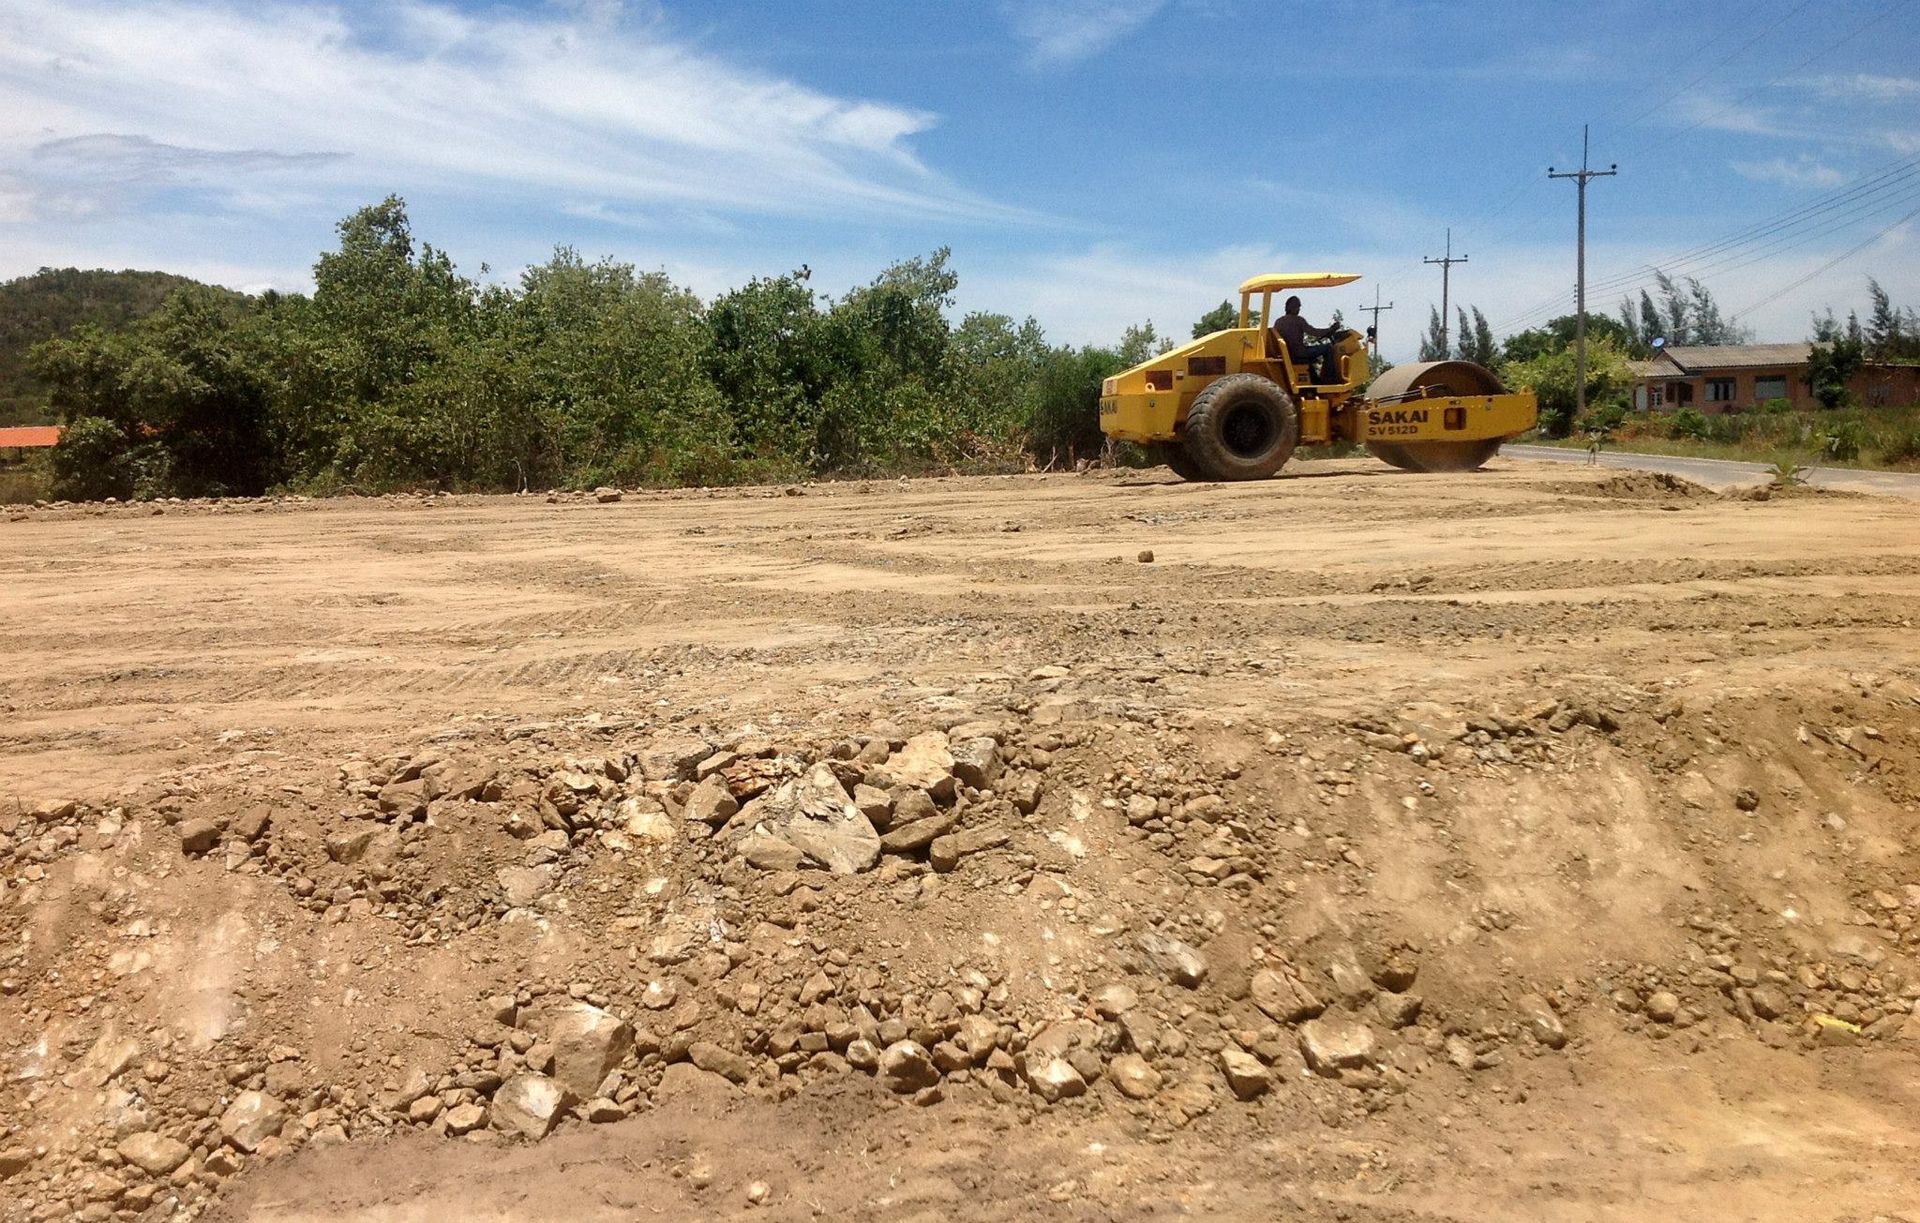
[1356,286,1393,363]
[1549,125,1617,418]
[1423,228,1467,356]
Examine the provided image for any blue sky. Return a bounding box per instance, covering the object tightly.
[2,0,1916,359]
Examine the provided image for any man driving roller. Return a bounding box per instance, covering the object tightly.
[1271,295,1341,384]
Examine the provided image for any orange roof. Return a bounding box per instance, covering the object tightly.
[0,426,62,448]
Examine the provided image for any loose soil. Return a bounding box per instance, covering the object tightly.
[3,458,1918,1222]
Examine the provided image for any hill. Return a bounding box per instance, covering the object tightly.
[0,267,242,425]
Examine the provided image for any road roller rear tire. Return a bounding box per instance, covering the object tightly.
[1365,439,1504,472]
[1180,373,1299,481]
[1150,443,1208,482]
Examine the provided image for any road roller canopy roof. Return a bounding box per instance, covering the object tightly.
[1237,272,1361,294]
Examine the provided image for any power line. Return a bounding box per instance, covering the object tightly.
[1729,203,1920,321]
[1495,156,1920,330]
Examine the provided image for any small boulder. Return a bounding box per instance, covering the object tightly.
[949,738,1002,790]
[219,1091,286,1153]
[1517,994,1567,1049]
[1138,931,1208,988]
[1298,1018,1377,1074]
[116,1133,190,1175]
[1108,1054,1162,1100]
[1249,968,1323,1023]
[1219,1049,1271,1100]
[877,733,957,802]
[178,819,220,856]
[545,1003,634,1100]
[491,1073,571,1140]
[878,1041,939,1094]
[1024,1056,1087,1103]
[682,775,739,826]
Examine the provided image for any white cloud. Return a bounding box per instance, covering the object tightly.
[0,0,1031,228]
[1803,73,1920,102]
[1002,0,1169,67]
[1730,157,1847,190]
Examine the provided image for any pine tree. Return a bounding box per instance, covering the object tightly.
[1418,306,1447,361]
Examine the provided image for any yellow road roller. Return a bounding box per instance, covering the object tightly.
[1098,272,1537,480]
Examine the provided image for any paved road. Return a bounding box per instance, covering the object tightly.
[1503,444,1920,500]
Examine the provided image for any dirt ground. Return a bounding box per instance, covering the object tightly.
[3,458,1919,1222]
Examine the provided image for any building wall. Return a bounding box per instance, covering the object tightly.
[1633,365,1812,414]
[1632,363,1920,415]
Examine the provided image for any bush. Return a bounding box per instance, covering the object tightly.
[1819,420,1868,461]
[1879,427,1920,466]
[1670,407,1709,440]
[1703,413,1748,444]
[1757,396,1791,414]
[50,416,134,500]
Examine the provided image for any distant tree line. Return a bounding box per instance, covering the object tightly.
[30,198,1162,501]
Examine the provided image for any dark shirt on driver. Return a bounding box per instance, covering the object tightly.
[1271,314,1338,362]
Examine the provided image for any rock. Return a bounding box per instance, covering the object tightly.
[1008,774,1044,815]
[491,1073,571,1140]
[545,1003,634,1100]
[746,1180,772,1207]
[0,1147,33,1178]
[619,798,675,843]
[1219,1048,1271,1100]
[1091,983,1139,1019]
[1138,931,1208,988]
[879,809,960,854]
[641,735,711,784]
[379,1066,433,1111]
[377,778,429,820]
[1645,991,1680,1024]
[444,1102,487,1134]
[1298,1018,1377,1073]
[682,775,739,826]
[928,825,1009,873]
[116,1133,190,1175]
[594,486,622,503]
[851,784,894,829]
[877,733,957,802]
[688,1042,754,1085]
[1137,549,1155,563]
[408,1096,443,1124]
[949,737,1002,790]
[1517,994,1567,1048]
[1108,1053,1162,1100]
[583,1098,628,1122]
[1374,992,1423,1029]
[741,833,804,872]
[496,864,558,907]
[232,806,272,843]
[878,1041,939,1094]
[487,994,519,1026]
[755,765,881,874]
[325,826,376,864]
[1250,968,1323,1023]
[219,1091,287,1153]
[845,1039,880,1072]
[178,818,220,856]
[1024,1057,1087,1103]
[1749,985,1791,1021]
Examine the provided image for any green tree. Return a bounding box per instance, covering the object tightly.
[1115,322,1164,366]
[1192,299,1238,338]
[1418,306,1447,361]
[1499,335,1632,438]
[1806,312,1866,410]
[1454,306,1496,366]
